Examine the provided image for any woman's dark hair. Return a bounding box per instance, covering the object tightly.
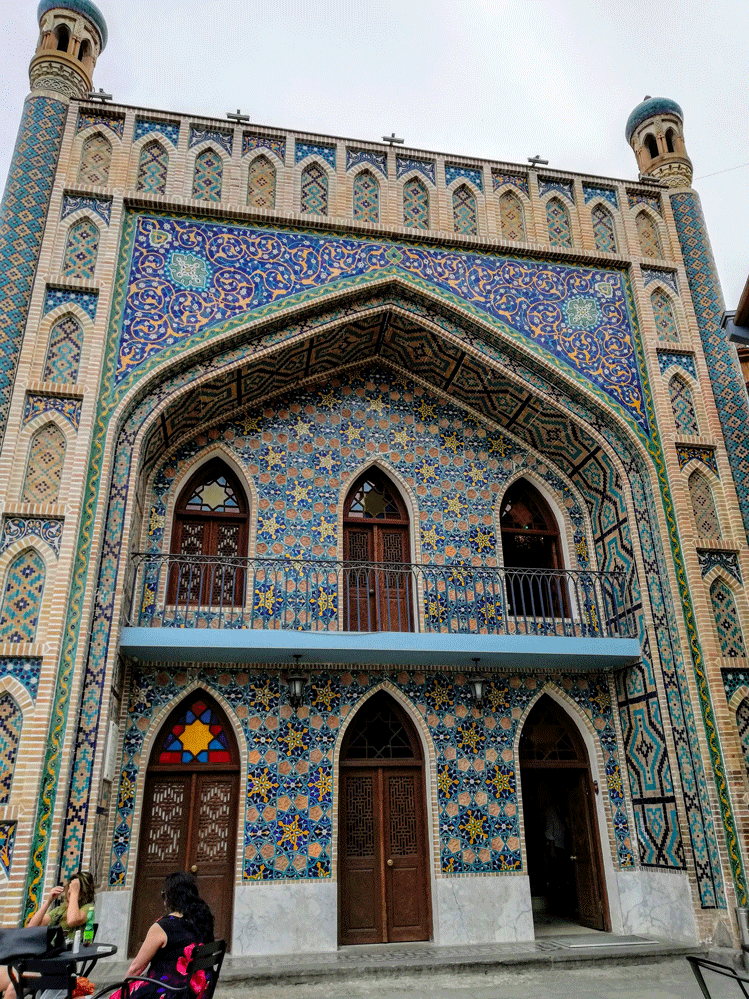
[163,872,214,943]
[70,870,95,907]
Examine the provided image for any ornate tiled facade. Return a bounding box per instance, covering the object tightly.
[43,315,84,383]
[0,821,17,881]
[192,148,223,202]
[21,424,66,504]
[189,126,232,155]
[0,657,43,701]
[61,219,99,281]
[244,133,285,161]
[136,141,168,195]
[247,155,276,210]
[43,287,97,320]
[697,549,742,584]
[0,551,45,644]
[134,118,180,146]
[0,518,63,557]
[710,580,747,658]
[62,194,111,226]
[445,164,483,191]
[0,693,22,804]
[23,394,82,430]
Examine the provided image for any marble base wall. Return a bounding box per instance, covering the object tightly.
[97,889,133,953]
[433,874,534,945]
[615,869,697,942]
[232,881,338,955]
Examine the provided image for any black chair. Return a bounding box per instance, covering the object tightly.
[8,956,78,999]
[90,940,226,999]
[687,955,749,998]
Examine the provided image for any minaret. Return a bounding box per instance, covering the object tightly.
[0,0,107,451]
[625,96,692,187]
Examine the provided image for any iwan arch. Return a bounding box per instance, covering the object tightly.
[1,0,749,957]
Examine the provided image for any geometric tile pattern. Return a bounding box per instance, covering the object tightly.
[678,445,718,474]
[642,267,678,293]
[498,191,526,241]
[396,157,436,184]
[43,314,84,383]
[0,550,45,644]
[77,111,124,140]
[452,184,477,235]
[61,219,99,281]
[0,821,17,881]
[295,142,336,170]
[247,155,276,210]
[651,289,679,343]
[722,669,749,706]
[697,549,742,584]
[108,665,634,886]
[136,141,168,195]
[300,163,328,216]
[23,394,81,430]
[592,203,617,253]
[657,351,696,379]
[538,177,574,202]
[244,134,286,161]
[352,171,378,224]
[0,518,62,558]
[134,118,180,147]
[628,191,662,216]
[403,178,429,229]
[689,471,721,539]
[546,197,572,248]
[635,210,663,259]
[492,172,529,197]
[61,195,111,226]
[736,698,749,792]
[671,190,749,543]
[583,184,618,209]
[189,126,232,156]
[0,96,66,451]
[0,693,22,804]
[445,164,483,191]
[77,133,112,187]
[345,148,387,176]
[710,579,746,658]
[43,288,97,321]
[21,424,66,504]
[0,656,43,701]
[192,148,223,202]
[669,374,699,436]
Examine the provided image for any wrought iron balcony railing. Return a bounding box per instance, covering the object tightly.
[123,554,637,640]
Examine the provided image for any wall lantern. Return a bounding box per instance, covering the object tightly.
[287,654,306,708]
[468,658,488,708]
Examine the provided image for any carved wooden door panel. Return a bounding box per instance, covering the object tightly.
[569,774,606,931]
[339,769,382,944]
[344,527,376,630]
[191,773,238,947]
[378,528,412,632]
[383,768,430,941]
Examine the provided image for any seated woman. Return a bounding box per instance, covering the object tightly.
[119,873,214,999]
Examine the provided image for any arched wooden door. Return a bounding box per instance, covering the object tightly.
[129,693,240,954]
[343,470,413,632]
[519,695,609,932]
[338,692,431,944]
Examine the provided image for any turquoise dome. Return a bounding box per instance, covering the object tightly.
[37,0,107,49]
[625,97,682,143]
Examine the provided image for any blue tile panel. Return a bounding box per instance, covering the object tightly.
[657,351,696,379]
[722,669,749,705]
[492,172,529,197]
[346,148,387,176]
[671,190,749,541]
[0,821,17,879]
[243,134,286,161]
[445,164,483,191]
[189,125,232,156]
[108,666,633,886]
[0,656,43,701]
[43,286,98,320]
[134,118,180,146]
[113,216,649,433]
[0,518,63,557]
[0,95,67,451]
[628,191,661,216]
[396,156,435,184]
[61,195,111,226]
[0,550,45,644]
[642,267,678,293]
[23,394,81,430]
[77,110,124,139]
[295,141,336,170]
[676,444,718,474]
[697,549,741,584]
[0,693,22,804]
[583,185,618,209]
[538,177,574,202]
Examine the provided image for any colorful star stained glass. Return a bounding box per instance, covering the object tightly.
[158,700,232,764]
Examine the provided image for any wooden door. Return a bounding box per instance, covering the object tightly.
[568,773,606,930]
[344,524,412,632]
[383,768,429,941]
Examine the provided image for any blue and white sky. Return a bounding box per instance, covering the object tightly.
[0,0,747,304]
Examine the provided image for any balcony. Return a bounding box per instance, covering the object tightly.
[119,555,642,671]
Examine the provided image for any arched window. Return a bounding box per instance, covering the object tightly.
[353,170,379,224]
[192,148,223,202]
[710,579,746,658]
[452,184,477,235]
[61,218,99,281]
[21,424,66,504]
[247,154,276,210]
[644,134,659,159]
[78,132,112,186]
[78,38,91,63]
[169,459,249,607]
[403,177,429,229]
[0,550,45,643]
[300,162,328,215]
[55,24,70,52]
[651,288,679,342]
[591,203,617,253]
[343,470,413,632]
[669,375,699,435]
[665,129,675,154]
[499,191,526,241]
[137,140,168,194]
[546,198,572,248]
[636,210,663,258]
[688,470,721,539]
[43,314,83,383]
[0,693,22,803]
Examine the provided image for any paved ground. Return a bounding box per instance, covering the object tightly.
[216,958,738,998]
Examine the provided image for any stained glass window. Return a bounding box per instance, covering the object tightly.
[547,198,572,248]
[137,140,168,194]
[592,204,617,253]
[300,162,328,215]
[78,132,111,186]
[651,289,679,342]
[689,471,721,539]
[710,579,746,658]
[636,210,663,258]
[353,170,379,223]
[499,191,526,241]
[247,154,276,209]
[669,375,699,435]
[403,178,429,229]
[184,474,240,512]
[453,184,477,235]
[346,475,402,519]
[158,699,233,764]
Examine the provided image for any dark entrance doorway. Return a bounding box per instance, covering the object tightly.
[338,692,431,944]
[129,693,239,955]
[519,695,609,932]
